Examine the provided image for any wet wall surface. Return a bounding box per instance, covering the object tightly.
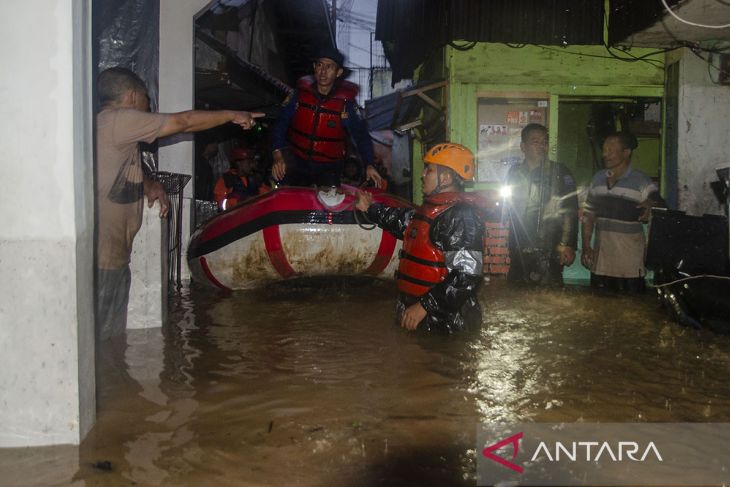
[2,278,730,486]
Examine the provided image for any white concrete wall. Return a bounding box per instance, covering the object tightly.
[128,0,213,327]
[158,0,213,282]
[677,48,730,216]
[128,206,168,329]
[0,0,94,446]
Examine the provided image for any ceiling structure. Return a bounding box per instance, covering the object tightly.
[615,0,730,47]
[194,29,292,115]
[194,0,335,113]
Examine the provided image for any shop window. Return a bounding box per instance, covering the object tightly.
[476,94,549,183]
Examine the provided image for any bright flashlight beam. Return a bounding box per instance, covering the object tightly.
[499,185,512,199]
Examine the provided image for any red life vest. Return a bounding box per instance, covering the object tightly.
[288,76,359,163]
[397,192,483,298]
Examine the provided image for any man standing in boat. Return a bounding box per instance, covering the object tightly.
[96,67,262,342]
[271,46,383,189]
[355,143,485,334]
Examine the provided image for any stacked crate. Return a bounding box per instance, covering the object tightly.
[484,221,510,275]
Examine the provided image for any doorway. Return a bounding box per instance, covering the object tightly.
[556,97,663,193]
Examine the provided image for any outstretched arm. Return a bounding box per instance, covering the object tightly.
[354,190,411,239]
[158,110,263,138]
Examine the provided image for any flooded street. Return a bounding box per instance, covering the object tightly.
[4,279,730,486]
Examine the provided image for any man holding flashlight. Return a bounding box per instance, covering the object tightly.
[504,123,578,286]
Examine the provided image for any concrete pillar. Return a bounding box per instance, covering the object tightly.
[676,48,730,217]
[158,0,213,281]
[128,205,169,329]
[127,0,211,329]
[0,0,94,446]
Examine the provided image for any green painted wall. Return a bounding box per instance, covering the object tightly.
[438,43,665,193]
[556,102,596,184]
[449,43,664,86]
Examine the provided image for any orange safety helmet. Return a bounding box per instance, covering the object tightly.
[423,143,475,181]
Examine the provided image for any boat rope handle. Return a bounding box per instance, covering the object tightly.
[352,201,377,230]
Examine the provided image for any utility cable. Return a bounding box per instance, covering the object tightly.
[651,274,730,288]
[660,0,730,29]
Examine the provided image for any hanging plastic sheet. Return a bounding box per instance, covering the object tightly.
[95,0,159,112]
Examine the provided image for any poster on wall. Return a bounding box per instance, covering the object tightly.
[476,98,548,182]
[477,124,513,182]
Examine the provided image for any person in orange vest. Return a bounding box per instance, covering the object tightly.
[213,147,261,210]
[271,46,383,189]
[355,143,486,334]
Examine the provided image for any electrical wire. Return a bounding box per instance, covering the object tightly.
[491,14,672,68]
[651,274,730,288]
[660,0,730,29]
[686,46,730,85]
[603,45,666,69]
[601,12,675,68]
[681,41,730,54]
[707,52,719,84]
[448,40,477,51]
[529,44,668,69]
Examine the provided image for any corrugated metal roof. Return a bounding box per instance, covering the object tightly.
[376,0,606,83]
[364,90,419,131]
[449,0,604,45]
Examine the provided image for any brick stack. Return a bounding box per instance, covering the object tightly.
[484,221,510,275]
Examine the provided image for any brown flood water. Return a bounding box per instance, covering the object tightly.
[3,278,730,486]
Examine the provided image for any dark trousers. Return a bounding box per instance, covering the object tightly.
[96,265,131,341]
[284,157,344,187]
[590,273,646,294]
[507,246,564,287]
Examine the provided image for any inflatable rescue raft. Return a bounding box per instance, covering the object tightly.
[187,186,413,290]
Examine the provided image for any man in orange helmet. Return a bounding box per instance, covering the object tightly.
[213,147,261,210]
[355,143,485,334]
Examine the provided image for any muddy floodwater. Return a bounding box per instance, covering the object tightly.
[3,278,730,486]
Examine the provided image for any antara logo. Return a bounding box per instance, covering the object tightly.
[482,432,525,473]
[482,431,664,474]
[530,441,663,462]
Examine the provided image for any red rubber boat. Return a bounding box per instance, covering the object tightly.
[187,186,413,290]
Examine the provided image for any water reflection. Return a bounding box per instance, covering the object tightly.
[473,286,730,425]
[3,279,730,485]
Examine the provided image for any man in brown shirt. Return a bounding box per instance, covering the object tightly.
[96,67,262,340]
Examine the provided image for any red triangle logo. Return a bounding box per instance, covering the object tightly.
[482,432,524,474]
